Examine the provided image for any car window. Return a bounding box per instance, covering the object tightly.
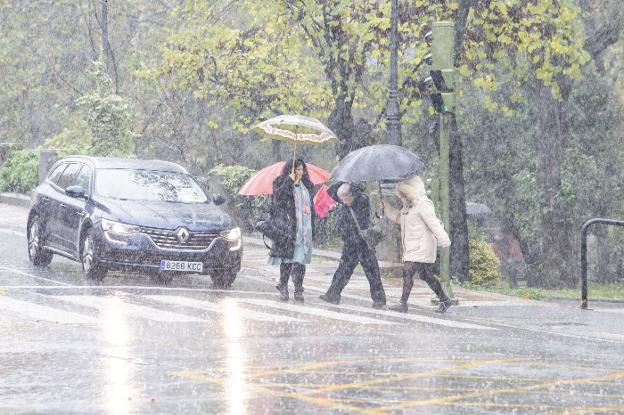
[74,165,91,194]
[95,168,208,203]
[48,164,67,185]
[57,163,82,190]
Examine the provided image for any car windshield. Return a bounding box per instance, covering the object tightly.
[95,168,208,203]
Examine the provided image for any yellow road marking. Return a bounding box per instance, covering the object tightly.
[299,358,523,396]
[169,358,624,414]
[551,405,624,415]
[378,369,624,412]
[169,370,392,415]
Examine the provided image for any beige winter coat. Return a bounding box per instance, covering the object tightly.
[385,176,451,263]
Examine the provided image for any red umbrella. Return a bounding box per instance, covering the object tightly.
[238,161,330,196]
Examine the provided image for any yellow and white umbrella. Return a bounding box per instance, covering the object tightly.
[254,114,337,173]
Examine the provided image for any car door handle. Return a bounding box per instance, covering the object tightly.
[75,211,85,217]
[60,203,66,209]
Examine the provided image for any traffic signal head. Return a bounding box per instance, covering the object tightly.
[429,70,450,92]
[424,31,433,46]
[421,22,457,114]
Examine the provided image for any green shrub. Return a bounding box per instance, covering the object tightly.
[209,164,259,230]
[0,149,39,193]
[209,164,256,195]
[469,239,501,287]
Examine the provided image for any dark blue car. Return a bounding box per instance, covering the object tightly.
[26,156,242,287]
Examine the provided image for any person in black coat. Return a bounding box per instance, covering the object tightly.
[268,158,315,302]
[319,182,386,308]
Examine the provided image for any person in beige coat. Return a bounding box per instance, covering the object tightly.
[380,175,453,313]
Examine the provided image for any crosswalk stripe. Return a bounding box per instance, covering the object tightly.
[335,304,497,330]
[239,299,396,325]
[52,295,203,323]
[0,266,72,286]
[146,295,304,323]
[0,296,97,324]
[593,308,624,315]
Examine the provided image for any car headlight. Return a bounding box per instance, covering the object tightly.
[102,218,141,244]
[221,227,242,251]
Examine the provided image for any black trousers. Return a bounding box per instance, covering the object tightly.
[400,261,449,304]
[278,263,306,294]
[326,238,386,304]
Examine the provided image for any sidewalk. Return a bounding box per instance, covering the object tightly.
[244,233,402,269]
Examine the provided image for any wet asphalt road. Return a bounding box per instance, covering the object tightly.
[2,203,624,414]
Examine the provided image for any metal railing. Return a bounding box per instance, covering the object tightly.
[580,218,624,309]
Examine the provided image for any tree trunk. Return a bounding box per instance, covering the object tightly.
[448,115,469,282]
[100,0,119,93]
[536,86,577,288]
[328,95,354,160]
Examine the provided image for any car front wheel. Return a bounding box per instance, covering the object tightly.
[81,229,107,282]
[211,271,237,289]
[28,217,53,267]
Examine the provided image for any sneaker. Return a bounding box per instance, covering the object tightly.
[434,299,453,314]
[319,294,340,305]
[388,302,408,313]
[372,302,386,310]
[294,292,304,303]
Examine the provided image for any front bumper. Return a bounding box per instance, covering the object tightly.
[94,230,242,274]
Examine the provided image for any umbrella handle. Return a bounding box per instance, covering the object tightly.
[291,131,298,178]
[377,181,385,219]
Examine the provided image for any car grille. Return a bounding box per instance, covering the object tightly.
[140,226,221,251]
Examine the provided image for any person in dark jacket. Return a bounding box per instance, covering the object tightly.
[268,158,315,302]
[319,182,386,308]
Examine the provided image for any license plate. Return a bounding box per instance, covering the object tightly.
[160,260,203,272]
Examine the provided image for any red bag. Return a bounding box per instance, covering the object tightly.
[313,185,336,218]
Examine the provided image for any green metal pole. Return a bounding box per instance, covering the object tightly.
[439,114,455,301]
[432,21,456,303]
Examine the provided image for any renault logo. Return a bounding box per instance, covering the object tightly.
[176,227,190,243]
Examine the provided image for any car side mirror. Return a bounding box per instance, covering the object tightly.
[65,185,86,199]
[212,194,226,205]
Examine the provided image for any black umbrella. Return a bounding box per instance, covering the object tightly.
[331,144,425,182]
[331,144,425,217]
[466,202,491,216]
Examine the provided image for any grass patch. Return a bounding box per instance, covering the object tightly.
[458,281,624,301]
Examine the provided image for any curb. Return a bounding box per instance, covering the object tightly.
[0,192,31,208]
[244,233,402,269]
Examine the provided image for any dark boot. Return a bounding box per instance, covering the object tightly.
[389,302,408,313]
[319,293,340,305]
[275,283,289,302]
[294,292,304,303]
[291,263,305,303]
[434,299,453,314]
[372,301,386,310]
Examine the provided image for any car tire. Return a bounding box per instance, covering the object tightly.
[27,216,53,267]
[81,228,107,282]
[211,271,237,289]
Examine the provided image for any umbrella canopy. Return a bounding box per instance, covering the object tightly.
[466,202,492,216]
[330,144,425,183]
[254,115,337,145]
[238,161,330,196]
